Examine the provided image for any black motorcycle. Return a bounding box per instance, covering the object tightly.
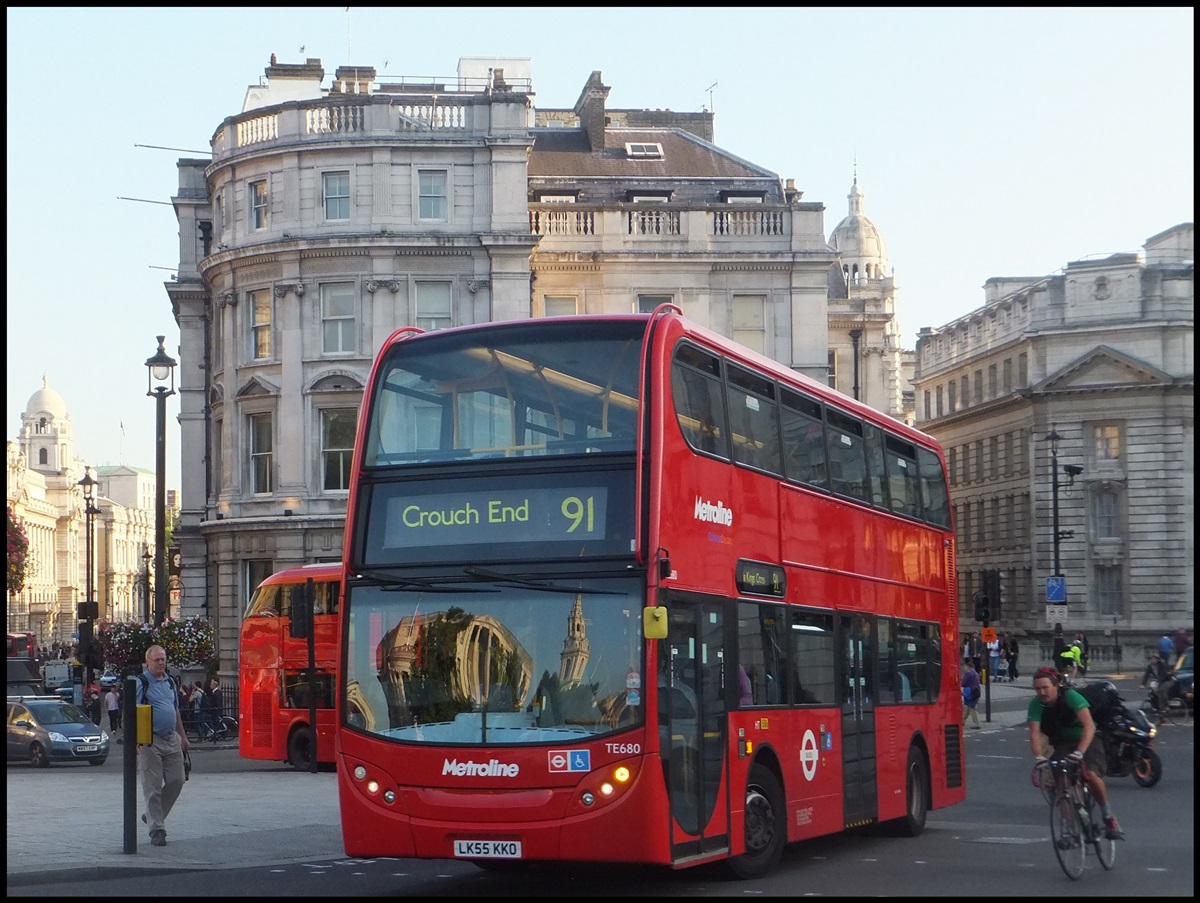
[1080,680,1163,787]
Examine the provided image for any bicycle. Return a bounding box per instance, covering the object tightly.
[1037,758,1116,879]
[192,714,238,743]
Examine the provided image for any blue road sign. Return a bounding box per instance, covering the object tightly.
[1046,576,1066,603]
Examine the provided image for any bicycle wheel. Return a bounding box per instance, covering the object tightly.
[1163,697,1188,725]
[1050,790,1085,879]
[1086,794,1116,870]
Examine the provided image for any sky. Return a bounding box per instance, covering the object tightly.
[6,7,1194,494]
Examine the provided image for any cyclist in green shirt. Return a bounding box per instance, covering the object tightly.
[1028,665,1122,840]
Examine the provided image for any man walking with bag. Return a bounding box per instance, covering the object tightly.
[136,645,189,846]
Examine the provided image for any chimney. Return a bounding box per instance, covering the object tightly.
[573,71,611,153]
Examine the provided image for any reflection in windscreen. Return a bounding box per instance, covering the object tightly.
[343,578,645,745]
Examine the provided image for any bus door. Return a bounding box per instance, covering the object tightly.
[839,613,877,827]
[660,597,730,862]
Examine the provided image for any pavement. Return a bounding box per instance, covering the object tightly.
[6,726,342,887]
[5,671,1145,887]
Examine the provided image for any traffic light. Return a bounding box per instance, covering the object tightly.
[983,569,1003,623]
[86,640,104,671]
[972,590,990,623]
[288,579,314,640]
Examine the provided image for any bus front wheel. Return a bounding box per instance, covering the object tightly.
[727,763,786,879]
[287,725,314,770]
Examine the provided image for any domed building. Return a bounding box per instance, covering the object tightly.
[826,176,913,422]
[8,378,158,646]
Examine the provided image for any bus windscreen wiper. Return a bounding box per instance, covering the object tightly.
[352,570,497,593]
[462,566,623,595]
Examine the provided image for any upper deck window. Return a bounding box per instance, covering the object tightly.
[363,322,644,466]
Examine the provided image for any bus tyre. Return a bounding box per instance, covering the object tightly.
[728,763,786,879]
[888,746,928,837]
[287,726,314,770]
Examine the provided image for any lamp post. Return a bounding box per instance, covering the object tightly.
[77,469,101,691]
[1046,426,1081,604]
[141,549,153,624]
[145,335,177,628]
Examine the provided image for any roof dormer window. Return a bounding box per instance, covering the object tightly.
[625,142,664,159]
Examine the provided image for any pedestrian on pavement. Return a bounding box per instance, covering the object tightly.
[1006,634,1020,682]
[1075,632,1090,676]
[135,644,189,847]
[190,681,206,734]
[987,636,1002,681]
[106,685,122,731]
[205,677,223,738]
[1157,631,1175,663]
[962,660,981,729]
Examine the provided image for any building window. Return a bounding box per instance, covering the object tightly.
[248,412,273,494]
[323,171,350,220]
[990,436,999,479]
[934,386,943,418]
[1094,488,1120,538]
[418,170,448,221]
[321,408,357,491]
[1096,565,1121,617]
[1018,352,1028,387]
[415,282,452,331]
[922,390,930,420]
[948,447,957,487]
[947,380,957,413]
[624,142,664,159]
[1002,358,1013,394]
[974,370,983,403]
[1093,424,1120,461]
[960,375,970,408]
[637,293,673,314]
[732,295,766,354]
[543,296,578,317]
[250,289,272,360]
[250,180,269,230]
[987,364,998,399]
[320,283,356,354]
[213,420,223,493]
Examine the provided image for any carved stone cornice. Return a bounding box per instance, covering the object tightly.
[273,282,306,298]
[366,280,401,294]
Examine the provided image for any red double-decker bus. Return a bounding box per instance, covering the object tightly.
[239,562,339,769]
[337,307,964,877]
[7,631,36,659]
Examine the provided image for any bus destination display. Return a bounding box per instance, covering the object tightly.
[383,486,609,549]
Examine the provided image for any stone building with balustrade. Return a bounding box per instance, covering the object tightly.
[166,56,914,673]
[913,223,1194,664]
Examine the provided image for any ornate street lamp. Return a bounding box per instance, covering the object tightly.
[77,469,101,689]
[145,336,177,627]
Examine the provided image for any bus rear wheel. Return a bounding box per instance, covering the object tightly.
[727,763,785,879]
[887,746,928,837]
[287,726,314,769]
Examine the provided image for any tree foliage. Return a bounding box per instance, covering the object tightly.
[7,505,30,595]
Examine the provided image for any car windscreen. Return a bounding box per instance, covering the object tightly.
[30,703,94,726]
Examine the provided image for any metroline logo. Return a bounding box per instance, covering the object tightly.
[694,496,733,527]
[442,758,520,778]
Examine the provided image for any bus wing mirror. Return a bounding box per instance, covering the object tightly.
[643,606,668,640]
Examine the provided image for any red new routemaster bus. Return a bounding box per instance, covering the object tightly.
[337,307,964,877]
[8,631,36,658]
[239,563,339,769]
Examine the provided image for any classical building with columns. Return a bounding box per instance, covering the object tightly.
[7,380,158,645]
[913,223,1194,662]
[166,57,851,673]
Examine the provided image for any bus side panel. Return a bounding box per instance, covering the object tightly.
[728,709,845,846]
